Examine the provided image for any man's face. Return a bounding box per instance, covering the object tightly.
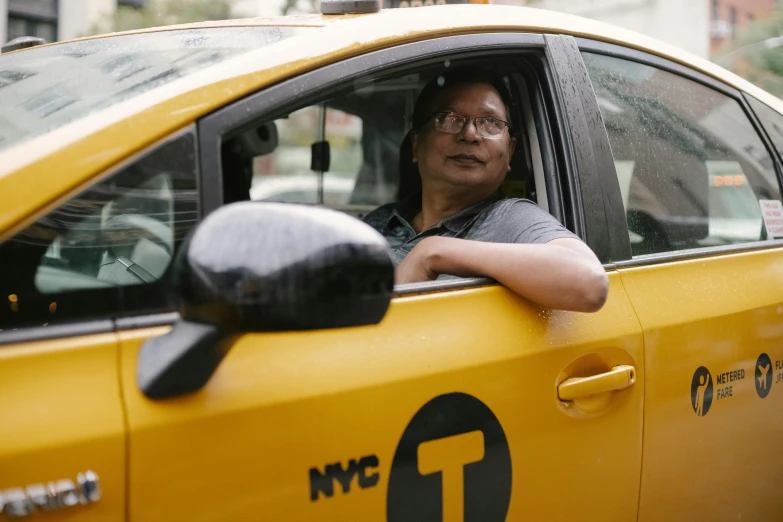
[412,82,516,194]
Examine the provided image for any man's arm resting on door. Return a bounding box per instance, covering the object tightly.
[395,236,609,313]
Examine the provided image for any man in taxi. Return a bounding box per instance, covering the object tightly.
[364,68,609,312]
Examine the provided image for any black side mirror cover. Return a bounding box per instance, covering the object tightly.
[138,202,394,399]
[137,321,232,399]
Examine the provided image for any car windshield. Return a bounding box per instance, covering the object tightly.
[0,26,302,152]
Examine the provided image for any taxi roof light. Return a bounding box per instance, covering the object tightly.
[321,0,381,14]
[1,36,46,54]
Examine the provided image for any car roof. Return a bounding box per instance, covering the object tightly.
[1,4,782,236]
[46,5,782,109]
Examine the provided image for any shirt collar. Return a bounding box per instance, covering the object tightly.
[441,190,503,233]
[384,190,503,234]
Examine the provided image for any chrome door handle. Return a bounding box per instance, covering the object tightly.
[557,365,636,401]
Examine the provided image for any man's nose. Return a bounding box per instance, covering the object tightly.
[458,118,480,143]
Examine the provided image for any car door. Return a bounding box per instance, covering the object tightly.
[119,33,645,522]
[581,42,783,521]
[0,129,198,520]
[0,332,124,521]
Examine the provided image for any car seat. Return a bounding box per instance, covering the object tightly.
[223,121,279,204]
[97,173,175,285]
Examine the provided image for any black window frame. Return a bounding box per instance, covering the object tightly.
[745,93,783,166]
[0,125,200,345]
[197,33,616,299]
[577,37,783,268]
[544,35,627,264]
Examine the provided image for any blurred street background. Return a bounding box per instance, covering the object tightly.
[1,0,781,98]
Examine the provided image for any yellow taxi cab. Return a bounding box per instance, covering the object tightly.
[1,0,783,520]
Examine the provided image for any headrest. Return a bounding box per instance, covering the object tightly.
[237,121,278,158]
[103,214,174,255]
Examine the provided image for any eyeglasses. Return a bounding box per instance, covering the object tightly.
[428,111,511,139]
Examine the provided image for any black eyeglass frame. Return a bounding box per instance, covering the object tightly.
[425,111,513,138]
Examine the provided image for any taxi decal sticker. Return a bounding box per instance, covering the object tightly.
[759,200,783,238]
[309,455,379,501]
[387,392,512,522]
[714,368,745,401]
[691,366,713,417]
[775,356,783,385]
[691,356,775,414]
[755,353,773,398]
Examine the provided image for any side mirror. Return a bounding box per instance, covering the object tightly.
[138,202,394,399]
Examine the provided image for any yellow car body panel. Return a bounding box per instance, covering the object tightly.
[0,333,125,520]
[618,248,783,521]
[1,4,781,236]
[119,276,644,521]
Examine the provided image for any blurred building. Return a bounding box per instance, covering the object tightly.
[511,0,711,58]
[710,0,777,52]
[233,0,288,17]
[1,0,728,60]
[380,0,714,58]
[0,0,136,45]
[0,0,295,46]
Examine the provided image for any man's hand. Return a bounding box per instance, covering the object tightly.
[394,236,608,313]
[395,236,443,284]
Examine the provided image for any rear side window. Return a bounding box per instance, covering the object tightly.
[747,95,783,161]
[0,130,198,330]
[583,52,782,256]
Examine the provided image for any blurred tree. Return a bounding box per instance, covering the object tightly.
[87,0,237,35]
[715,2,783,98]
[281,0,320,15]
[279,0,539,15]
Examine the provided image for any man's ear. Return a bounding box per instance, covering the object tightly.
[411,131,419,163]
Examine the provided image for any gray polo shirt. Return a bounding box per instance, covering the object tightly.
[363,191,580,271]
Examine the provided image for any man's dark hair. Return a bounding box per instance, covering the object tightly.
[411,67,515,131]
